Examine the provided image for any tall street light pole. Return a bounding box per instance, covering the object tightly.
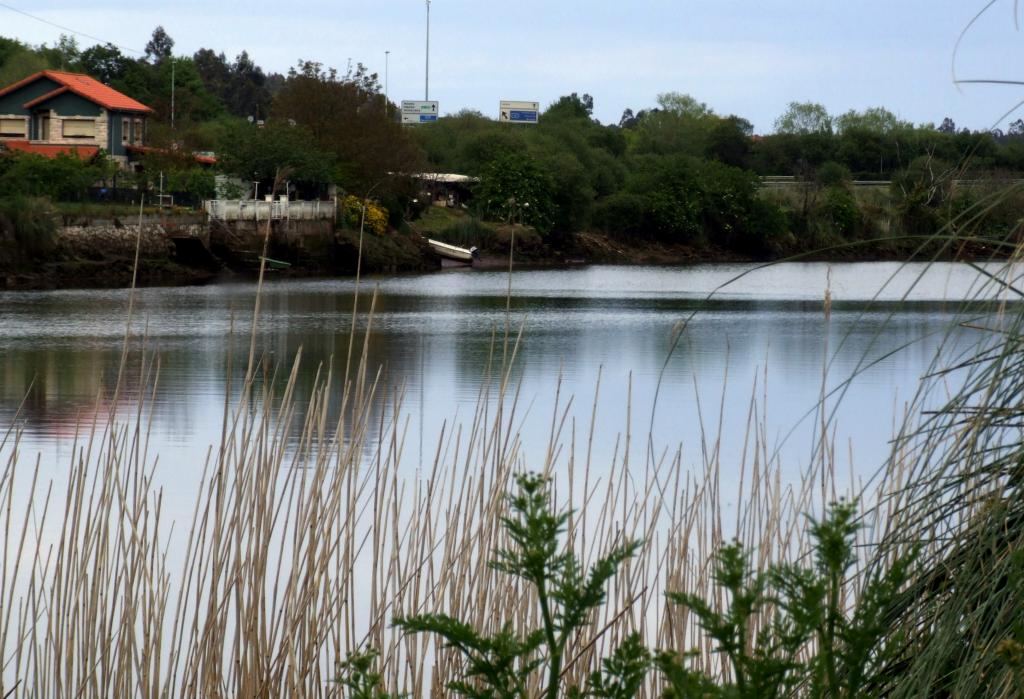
[384,49,390,116]
[170,58,176,130]
[425,0,431,101]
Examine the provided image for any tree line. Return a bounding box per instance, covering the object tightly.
[2,28,1024,257]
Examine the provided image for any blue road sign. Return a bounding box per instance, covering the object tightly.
[509,110,538,123]
[420,114,438,122]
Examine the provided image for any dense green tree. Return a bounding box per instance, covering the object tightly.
[618,154,781,253]
[632,101,714,156]
[36,35,81,71]
[835,107,910,134]
[216,120,335,186]
[474,153,556,232]
[192,49,231,105]
[144,26,174,65]
[657,91,713,119]
[229,51,272,119]
[78,43,131,85]
[0,38,47,85]
[194,49,272,120]
[271,60,421,194]
[774,101,833,135]
[707,115,753,168]
[544,92,594,121]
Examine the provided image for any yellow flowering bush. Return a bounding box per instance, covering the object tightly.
[342,195,389,235]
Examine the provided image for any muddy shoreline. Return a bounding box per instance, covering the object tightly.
[0,229,994,292]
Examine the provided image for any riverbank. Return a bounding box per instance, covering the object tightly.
[0,228,1002,292]
[0,201,1009,292]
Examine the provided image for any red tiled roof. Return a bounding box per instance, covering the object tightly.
[0,70,152,113]
[1,140,100,159]
[126,144,217,165]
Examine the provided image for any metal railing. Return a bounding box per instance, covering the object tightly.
[204,199,336,221]
[760,176,1024,189]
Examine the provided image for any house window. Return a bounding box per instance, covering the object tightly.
[0,117,27,138]
[62,119,96,138]
[122,118,129,144]
[133,119,143,145]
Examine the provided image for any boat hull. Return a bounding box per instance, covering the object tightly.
[427,238,478,263]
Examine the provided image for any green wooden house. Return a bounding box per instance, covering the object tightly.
[0,70,152,164]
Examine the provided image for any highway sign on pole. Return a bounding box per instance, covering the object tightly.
[401,100,439,124]
[499,100,540,124]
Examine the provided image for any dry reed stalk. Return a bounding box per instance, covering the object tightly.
[0,276,913,696]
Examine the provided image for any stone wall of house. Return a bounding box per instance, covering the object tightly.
[44,108,109,149]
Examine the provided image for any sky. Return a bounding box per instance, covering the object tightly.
[3,0,1024,133]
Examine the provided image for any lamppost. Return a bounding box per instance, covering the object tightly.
[170,57,176,130]
[424,0,431,101]
[384,49,390,117]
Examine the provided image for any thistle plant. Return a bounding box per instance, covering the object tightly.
[335,649,398,699]
[394,472,643,699]
[659,499,914,698]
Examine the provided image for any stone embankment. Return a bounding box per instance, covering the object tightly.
[0,211,436,290]
[59,220,206,260]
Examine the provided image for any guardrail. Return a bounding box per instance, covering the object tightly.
[760,176,1024,189]
[204,199,336,221]
[760,176,891,188]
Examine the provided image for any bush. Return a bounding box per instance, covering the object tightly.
[593,191,647,236]
[816,161,852,188]
[0,152,116,201]
[619,155,776,251]
[341,195,389,235]
[166,167,216,200]
[436,216,495,249]
[0,195,58,259]
[816,186,860,238]
[891,156,954,236]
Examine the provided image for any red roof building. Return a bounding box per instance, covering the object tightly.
[0,140,100,159]
[0,70,152,164]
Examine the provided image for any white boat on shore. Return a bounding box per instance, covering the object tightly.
[427,238,479,264]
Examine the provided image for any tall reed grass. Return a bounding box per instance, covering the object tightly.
[2,170,1023,697]
[0,306,868,696]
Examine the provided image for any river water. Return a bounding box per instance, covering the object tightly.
[0,262,1010,499]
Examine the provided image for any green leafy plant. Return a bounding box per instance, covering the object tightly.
[569,632,651,699]
[657,541,808,699]
[335,648,399,699]
[394,472,643,699]
[659,500,914,699]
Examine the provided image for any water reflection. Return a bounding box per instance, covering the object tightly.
[0,262,1003,489]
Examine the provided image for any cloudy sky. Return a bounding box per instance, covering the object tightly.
[2,0,1024,132]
